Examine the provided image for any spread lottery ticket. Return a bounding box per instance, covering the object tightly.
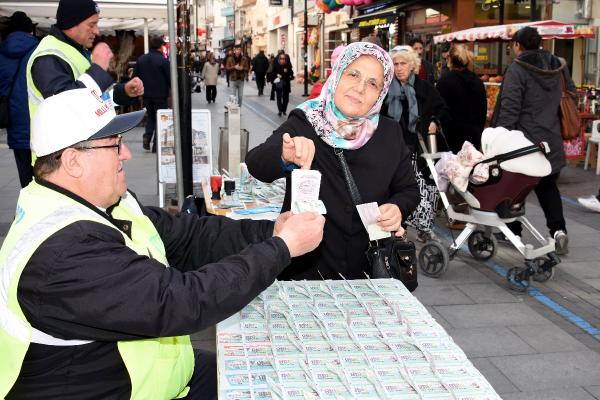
[217,279,502,400]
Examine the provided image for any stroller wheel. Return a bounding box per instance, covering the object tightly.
[530,257,555,282]
[467,230,497,261]
[418,242,449,278]
[506,266,530,292]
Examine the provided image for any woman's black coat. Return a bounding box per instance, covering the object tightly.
[436,69,487,152]
[245,110,420,280]
[381,76,450,154]
[272,61,294,94]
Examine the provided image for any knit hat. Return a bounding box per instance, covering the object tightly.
[56,0,100,30]
[9,11,34,34]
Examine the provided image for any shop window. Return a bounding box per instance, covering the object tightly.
[474,0,545,23]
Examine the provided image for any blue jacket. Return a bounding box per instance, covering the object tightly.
[0,31,38,150]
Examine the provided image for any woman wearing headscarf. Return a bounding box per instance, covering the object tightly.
[246,42,419,281]
[436,44,487,153]
[381,46,449,242]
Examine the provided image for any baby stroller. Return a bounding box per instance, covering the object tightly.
[415,132,560,291]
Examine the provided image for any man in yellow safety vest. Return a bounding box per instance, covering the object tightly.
[0,88,325,399]
[26,0,144,122]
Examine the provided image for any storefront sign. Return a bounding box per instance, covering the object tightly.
[270,0,283,5]
[351,14,396,29]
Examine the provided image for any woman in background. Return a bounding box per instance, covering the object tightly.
[436,44,487,152]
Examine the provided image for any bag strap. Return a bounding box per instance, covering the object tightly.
[334,148,363,205]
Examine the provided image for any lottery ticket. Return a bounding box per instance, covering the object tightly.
[223,358,249,371]
[224,372,251,387]
[291,170,322,214]
[223,389,253,400]
[355,202,389,241]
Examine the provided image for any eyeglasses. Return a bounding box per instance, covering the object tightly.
[341,68,383,93]
[80,136,124,154]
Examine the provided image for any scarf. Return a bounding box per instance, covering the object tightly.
[296,42,394,150]
[386,73,418,134]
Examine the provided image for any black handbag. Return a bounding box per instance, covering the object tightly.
[335,149,418,292]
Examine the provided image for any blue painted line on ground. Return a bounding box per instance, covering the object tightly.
[561,195,579,207]
[434,227,600,342]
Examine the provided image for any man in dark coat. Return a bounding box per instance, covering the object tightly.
[251,50,269,96]
[133,36,171,153]
[0,12,38,187]
[492,26,576,255]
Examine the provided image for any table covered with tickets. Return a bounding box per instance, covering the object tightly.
[217,278,501,399]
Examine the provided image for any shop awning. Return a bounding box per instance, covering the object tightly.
[434,20,596,44]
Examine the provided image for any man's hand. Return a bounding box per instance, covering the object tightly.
[274,212,325,257]
[428,121,437,134]
[273,211,292,237]
[91,42,114,71]
[125,77,144,97]
[377,203,405,237]
[281,133,315,170]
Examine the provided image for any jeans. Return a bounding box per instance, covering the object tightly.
[231,80,244,107]
[276,89,289,113]
[205,85,217,102]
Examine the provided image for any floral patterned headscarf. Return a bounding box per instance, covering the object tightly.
[296,42,394,150]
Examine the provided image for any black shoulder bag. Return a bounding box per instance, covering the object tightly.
[335,148,418,292]
[0,56,24,129]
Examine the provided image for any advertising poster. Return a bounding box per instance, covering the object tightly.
[156,109,213,184]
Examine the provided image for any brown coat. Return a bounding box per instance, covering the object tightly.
[225,55,249,81]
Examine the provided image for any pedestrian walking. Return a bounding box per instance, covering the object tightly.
[0,11,38,188]
[226,44,249,107]
[251,49,269,96]
[272,52,294,116]
[409,37,435,85]
[0,87,325,399]
[133,36,170,153]
[491,26,576,254]
[27,0,143,125]
[381,45,450,242]
[222,48,233,87]
[436,44,487,153]
[201,52,219,103]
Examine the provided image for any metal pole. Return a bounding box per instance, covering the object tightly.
[177,1,194,196]
[530,0,537,21]
[143,18,149,53]
[497,0,505,76]
[167,0,184,207]
[303,0,309,96]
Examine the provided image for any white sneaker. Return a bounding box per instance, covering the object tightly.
[553,230,568,255]
[577,196,600,213]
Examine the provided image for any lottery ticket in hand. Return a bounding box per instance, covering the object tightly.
[356,202,389,241]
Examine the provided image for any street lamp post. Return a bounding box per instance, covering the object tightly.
[303,0,309,96]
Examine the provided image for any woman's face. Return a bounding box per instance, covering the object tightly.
[393,56,413,83]
[278,55,287,65]
[333,55,384,118]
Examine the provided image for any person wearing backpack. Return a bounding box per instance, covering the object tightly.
[491,27,576,255]
[0,12,38,188]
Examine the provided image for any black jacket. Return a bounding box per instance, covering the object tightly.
[30,26,131,105]
[245,110,419,281]
[133,49,171,98]
[492,49,576,173]
[436,69,487,152]
[272,61,294,93]
[8,180,290,399]
[381,76,450,154]
[251,53,270,76]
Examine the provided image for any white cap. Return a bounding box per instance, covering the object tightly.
[31,88,145,157]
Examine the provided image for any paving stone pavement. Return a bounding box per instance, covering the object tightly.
[1,77,600,399]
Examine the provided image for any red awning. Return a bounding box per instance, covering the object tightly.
[434,20,596,44]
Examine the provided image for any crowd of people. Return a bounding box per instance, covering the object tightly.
[1,0,599,398]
